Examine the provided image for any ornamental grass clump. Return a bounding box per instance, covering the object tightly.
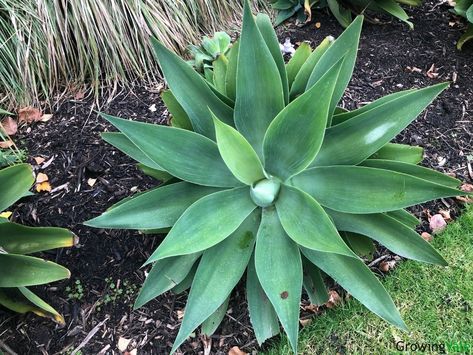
[0,164,76,324]
[87,2,469,352]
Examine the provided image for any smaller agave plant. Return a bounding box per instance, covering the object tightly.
[0,164,76,324]
[453,0,473,49]
[187,31,231,75]
[87,1,469,353]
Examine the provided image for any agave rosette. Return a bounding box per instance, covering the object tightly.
[87,2,468,353]
[0,164,75,324]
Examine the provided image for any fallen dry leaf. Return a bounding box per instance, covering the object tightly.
[36,172,49,183]
[228,346,247,355]
[421,232,433,242]
[325,290,341,309]
[118,337,131,352]
[439,209,452,222]
[0,140,14,148]
[149,104,157,112]
[1,117,17,135]
[426,64,439,79]
[315,22,321,28]
[40,114,53,122]
[36,181,52,192]
[34,156,46,165]
[299,318,312,326]
[379,260,396,272]
[406,66,422,73]
[87,178,97,187]
[0,211,12,219]
[461,183,473,192]
[430,214,447,234]
[177,309,185,320]
[18,107,42,123]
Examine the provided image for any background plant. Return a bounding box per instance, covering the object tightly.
[0,108,25,168]
[87,2,468,353]
[269,0,420,28]
[0,164,76,324]
[0,0,268,109]
[453,0,473,49]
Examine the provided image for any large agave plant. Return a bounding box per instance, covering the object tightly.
[0,164,76,324]
[87,2,468,353]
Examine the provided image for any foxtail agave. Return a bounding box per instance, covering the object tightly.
[0,164,76,324]
[87,2,468,352]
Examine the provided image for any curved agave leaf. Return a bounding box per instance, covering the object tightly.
[369,143,423,165]
[0,254,70,287]
[161,90,192,130]
[146,187,256,263]
[213,114,265,185]
[85,182,220,230]
[327,209,447,265]
[361,159,460,188]
[234,0,285,159]
[302,256,329,305]
[151,38,233,138]
[301,248,407,330]
[264,59,343,180]
[0,222,76,254]
[171,210,259,353]
[292,166,465,213]
[286,42,312,88]
[134,253,201,309]
[103,114,241,188]
[312,83,448,166]
[137,164,173,183]
[276,185,355,257]
[247,254,280,345]
[342,232,376,259]
[256,13,289,104]
[0,164,34,212]
[255,208,302,353]
[101,132,163,170]
[225,40,239,101]
[375,0,413,29]
[171,262,197,294]
[201,296,230,336]
[0,287,65,324]
[327,0,352,28]
[386,209,419,228]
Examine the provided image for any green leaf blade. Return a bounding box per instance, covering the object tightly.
[0,164,34,212]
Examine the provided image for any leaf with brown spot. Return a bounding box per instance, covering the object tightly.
[1,117,18,135]
[18,107,42,123]
[280,291,289,299]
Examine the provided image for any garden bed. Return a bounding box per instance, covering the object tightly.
[0,1,472,354]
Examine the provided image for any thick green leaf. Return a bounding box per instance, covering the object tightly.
[306,16,363,117]
[102,132,162,170]
[137,164,173,183]
[151,38,233,138]
[85,182,219,230]
[146,187,256,263]
[171,210,259,353]
[327,0,352,28]
[247,254,280,345]
[161,90,193,130]
[171,262,197,294]
[376,0,413,28]
[457,24,473,50]
[225,40,239,101]
[302,256,329,305]
[312,83,448,166]
[255,208,302,353]
[386,209,419,228]
[369,143,423,165]
[201,296,230,336]
[0,287,64,324]
[292,166,465,213]
[276,185,355,257]
[0,164,33,212]
[213,114,265,185]
[134,253,200,309]
[342,232,375,259]
[361,159,460,188]
[274,7,299,26]
[301,248,407,329]
[212,55,228,95]
[327,209,446,265]
[264,59,343,180]
[234,1,285,159]
[331,89,416,126]
[256,13,289,104]
[0,254,70,287]
[103,114,240,187]
[0,222,76,254]
[290,37,333,100]
[286,42,312,88]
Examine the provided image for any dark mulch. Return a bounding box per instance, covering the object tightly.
[0,1,472,354]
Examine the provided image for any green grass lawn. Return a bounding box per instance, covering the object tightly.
[267,206,473,354]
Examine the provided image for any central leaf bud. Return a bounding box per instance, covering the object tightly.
[250,178,281,208]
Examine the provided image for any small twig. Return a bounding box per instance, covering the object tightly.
[71,317,109,355]
[0,340,18,355]
[368,254,389,267]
